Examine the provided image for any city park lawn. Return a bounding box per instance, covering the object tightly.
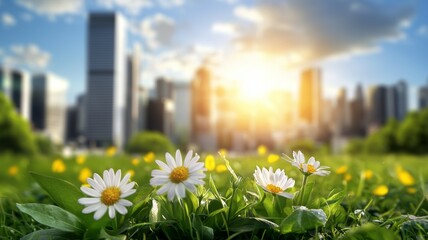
[0,151,427,239]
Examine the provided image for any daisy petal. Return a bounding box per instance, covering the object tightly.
[93,205,107,220]
[108,206,115,219]
[78,197,100,205]
[114,203,128,215]
[81,186,101,197]
[82,203,102,213]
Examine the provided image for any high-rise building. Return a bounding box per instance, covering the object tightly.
[66,105,78,143]
[390,80,407,121]
[0,67,31,120]
[298,68,323,138]
[349,84,366,136]
[76,94,86,139]
[138,86,149,131]
[31,73,68,144]
[191,66,217,151]
[418,81,428,109]
[174,82,191,146]
[146,99,175,140]
[85,13,127,148]
[156,77,174,100]
[367,85,388,131]
[125,44,140,142]
[335,87,350,135]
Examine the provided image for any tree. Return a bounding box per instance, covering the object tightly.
[0,93,37,155]
[126,131,175,154]
[396,109,428,154]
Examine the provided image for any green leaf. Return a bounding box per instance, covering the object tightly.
[342,223,399,240]
[21,229,80,240]
[30,172,84,218]
[192,214,214,240]
[280,207,327,234]
[17,203,84,233]
[229,217,278,233]
[99,228,127,240]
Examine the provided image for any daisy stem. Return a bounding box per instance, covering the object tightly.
[299,175,308,206]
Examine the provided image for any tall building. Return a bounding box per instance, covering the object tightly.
[0,67,31,120]
[85,13,127,148]
[156,77,174,100]
[335,87,350,135]
[191,66,217,151]
[31,73,68,144]
[349,84,366,136]
[390,80,407,121]
[66,105,78,143]
[174,82,191,146]
[76,94,86,139]
[138,86,149,131]
[125,44,140,142]
[298,68,323,138]
[146,99,175,140]
[418,81,428,109]
[367,85,388,131]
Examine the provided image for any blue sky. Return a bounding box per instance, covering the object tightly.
[0,0,427,109]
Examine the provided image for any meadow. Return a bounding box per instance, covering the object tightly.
[0,149,427,239]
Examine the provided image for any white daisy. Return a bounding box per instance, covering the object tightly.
[78,168,136,220]
[285,151,330,176]
[150,150,206,201]
[253,166,295,198]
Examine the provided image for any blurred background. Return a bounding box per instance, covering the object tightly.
[0,0,428,156]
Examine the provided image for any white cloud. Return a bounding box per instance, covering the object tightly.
[131,14,175,49]
[418,25,427,36]
[234,5,263,23]
[95,0,152,15]
[2,13,16,26]
[16,0,82,17]
[231,0,414,65]
[212,22,236,35]
[2,44,51,69]
[157,0,184,8]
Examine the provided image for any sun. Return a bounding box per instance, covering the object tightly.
[219,52,282,100]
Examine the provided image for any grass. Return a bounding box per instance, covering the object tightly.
[0,151,427,239]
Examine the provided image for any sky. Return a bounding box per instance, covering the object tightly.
[0,0,427,109]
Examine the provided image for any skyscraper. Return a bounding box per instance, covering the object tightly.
[367,85,388,131]
[191,66,217,151]
[418,81,428,109]
[0,67,31,120]
[349,84,366,136]
[125,44,140,142]
[335,87,350,135]
[31,73,68,144]
[156,77,174,100]
[174,81,191,146]
[298,68,322,138]
[389,80,407,121]
[85,13,127,148]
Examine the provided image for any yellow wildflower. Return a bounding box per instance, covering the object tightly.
[215,164,228,173]
[106,146,117,156]
[205,155,216,171]
[344,173,352,182]
[363,170,373,180]
[407,187,417,194]
[76,155,86,165]
[8,165,18,176]
[336,165,348,174]
[373,185,389,196]
[132,158,140,166]
[267,154,279,163]
[52,159,66,173]
[127,169,135,178]
[79,168,92,184]
[219,148,227,157]
[395,166,415,186]
[257,145,267,156]
[143,152,155,163]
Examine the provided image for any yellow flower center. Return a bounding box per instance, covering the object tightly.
[301,164,316,174]
[266,184,282,194]
[101,187,121,206]
[169,166,189,183]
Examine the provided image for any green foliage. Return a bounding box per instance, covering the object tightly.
[280,207,327,234]
[35,134,56,156]
[0,93,37,155]
[342,223,399,240]
[126,131,175,154]
[346,109,428,154]
[288,139,317,155]
[17,203,84,233]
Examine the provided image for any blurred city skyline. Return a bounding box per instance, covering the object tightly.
[1,0,428,109]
